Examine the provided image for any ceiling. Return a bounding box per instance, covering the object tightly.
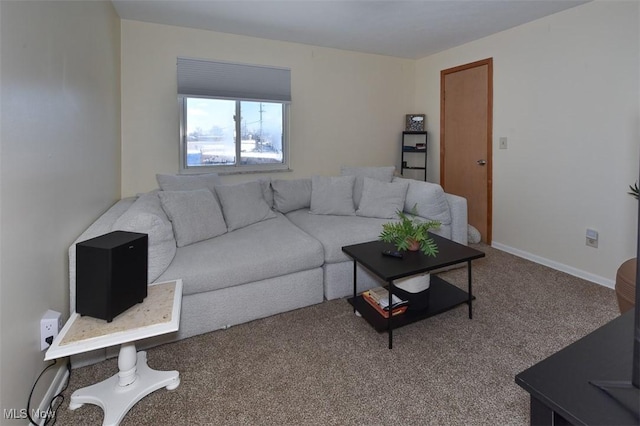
[111,0,588,59]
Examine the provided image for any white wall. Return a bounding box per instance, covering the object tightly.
[120,20,416,196]
[0,1,120,421]
[416,1,640,286]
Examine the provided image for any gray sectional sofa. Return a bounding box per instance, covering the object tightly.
[69,166,467,358]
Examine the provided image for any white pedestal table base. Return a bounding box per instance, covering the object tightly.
[69,343,180,426]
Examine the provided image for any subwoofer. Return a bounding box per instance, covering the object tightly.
[76,231,148,322]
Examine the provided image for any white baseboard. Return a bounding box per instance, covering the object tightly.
[33,361,70,426]
[491,241,616,289]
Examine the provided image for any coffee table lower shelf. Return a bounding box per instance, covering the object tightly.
[347,276,472,332]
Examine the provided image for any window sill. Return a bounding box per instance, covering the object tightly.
[179,165,293,176]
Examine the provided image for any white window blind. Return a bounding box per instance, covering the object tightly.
[177,57,291,103]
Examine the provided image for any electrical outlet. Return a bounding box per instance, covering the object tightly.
[40,310,62,351]
[586,228,598,248]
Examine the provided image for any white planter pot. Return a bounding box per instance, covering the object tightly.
[394,273,431,293]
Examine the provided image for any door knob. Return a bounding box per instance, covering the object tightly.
[477,159,487,166]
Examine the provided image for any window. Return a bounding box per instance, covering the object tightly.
[177,58,291,173]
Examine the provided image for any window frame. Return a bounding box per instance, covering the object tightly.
[178,95,290,175]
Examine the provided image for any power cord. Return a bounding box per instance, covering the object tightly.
[26,358,72,426]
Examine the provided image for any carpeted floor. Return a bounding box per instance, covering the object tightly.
[55,244,619,425]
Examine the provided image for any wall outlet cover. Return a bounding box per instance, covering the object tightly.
[40,310,62,351]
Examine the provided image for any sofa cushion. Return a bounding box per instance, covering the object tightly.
[393,177,452,225]
[259,177,274,209]
[340,166,395,207]
[111,192,176,282]
[215,180,277,231]
[158,189,227,247]
[156,173,221,193]
[356,177,409,219]
[272,178,312,213]
[286,209,391,263]
[157,213,325,296]
[310,175,356,216]
[287,209,453,264]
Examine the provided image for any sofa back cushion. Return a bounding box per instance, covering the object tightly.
[258,177,274,209]
[156,173,222,193]
[215,180,277,231]
[272,178,312,213]
[393,177,452,225]
[340,166,395,207]
[112,192,177,282]
[356,177,409,219]
[310,175,356,216]
[158,189,227,247]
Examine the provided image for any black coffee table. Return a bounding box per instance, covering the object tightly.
[515,311,639,425]
[342,234,485,348]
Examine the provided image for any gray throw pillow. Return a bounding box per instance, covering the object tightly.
[272,178,312,213]
[112,192,177,283]
[393,177,452,224]
[215,180,277,231]
[340,166,396,207]
[310,175,356,216]
[156,173,222,193]
[356,177,409,219]
[259,177,274,209]
[158,189,227,247]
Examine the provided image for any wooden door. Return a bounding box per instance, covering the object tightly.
[441,58,493,243]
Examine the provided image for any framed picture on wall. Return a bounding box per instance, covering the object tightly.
[405,114,425,131]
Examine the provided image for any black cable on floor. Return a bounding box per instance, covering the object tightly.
[26,358,72,426]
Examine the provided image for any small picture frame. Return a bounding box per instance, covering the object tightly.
[405,114,425,131]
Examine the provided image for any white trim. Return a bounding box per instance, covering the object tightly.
[33,362,69,426]
[491,241,615,289]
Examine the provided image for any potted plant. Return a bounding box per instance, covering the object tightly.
[616,181,639,313]
[629,181,639,199]
[379,208,441,256]
[379,208,441,299]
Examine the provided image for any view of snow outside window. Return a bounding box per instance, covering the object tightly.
[185,98,284,167]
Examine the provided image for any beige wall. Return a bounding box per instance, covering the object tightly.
[416,0,640,286]
[0,1,121,420]
[120,20,416,196]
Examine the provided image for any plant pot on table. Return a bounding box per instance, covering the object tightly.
[394,273,431,311]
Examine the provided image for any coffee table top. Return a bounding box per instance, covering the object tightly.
[342,234,485,281]
[516,311,638,425]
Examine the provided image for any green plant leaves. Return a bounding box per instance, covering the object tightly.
[379,208,441,257]
[629,181,639,200]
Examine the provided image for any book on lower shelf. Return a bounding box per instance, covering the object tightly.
[362,290,408,318]
[367,287,408,309]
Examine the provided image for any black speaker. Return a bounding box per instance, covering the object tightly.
[76,231,148,322]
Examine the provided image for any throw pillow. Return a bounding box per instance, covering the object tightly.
[310,175,356,216]
[393,177,452,224]
[156,173,222,193]
[259,177,274,209]
[215,180,277,231]
[111,192,177,283]
[340,166,395,207]
[158,189,227,247]
[356,177,409,219]
[271,178,312,213]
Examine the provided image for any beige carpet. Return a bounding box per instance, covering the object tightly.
[55,244,619,425]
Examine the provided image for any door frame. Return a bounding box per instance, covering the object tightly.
[440,58,493,243]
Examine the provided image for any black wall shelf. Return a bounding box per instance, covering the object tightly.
[401,131,427,181]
